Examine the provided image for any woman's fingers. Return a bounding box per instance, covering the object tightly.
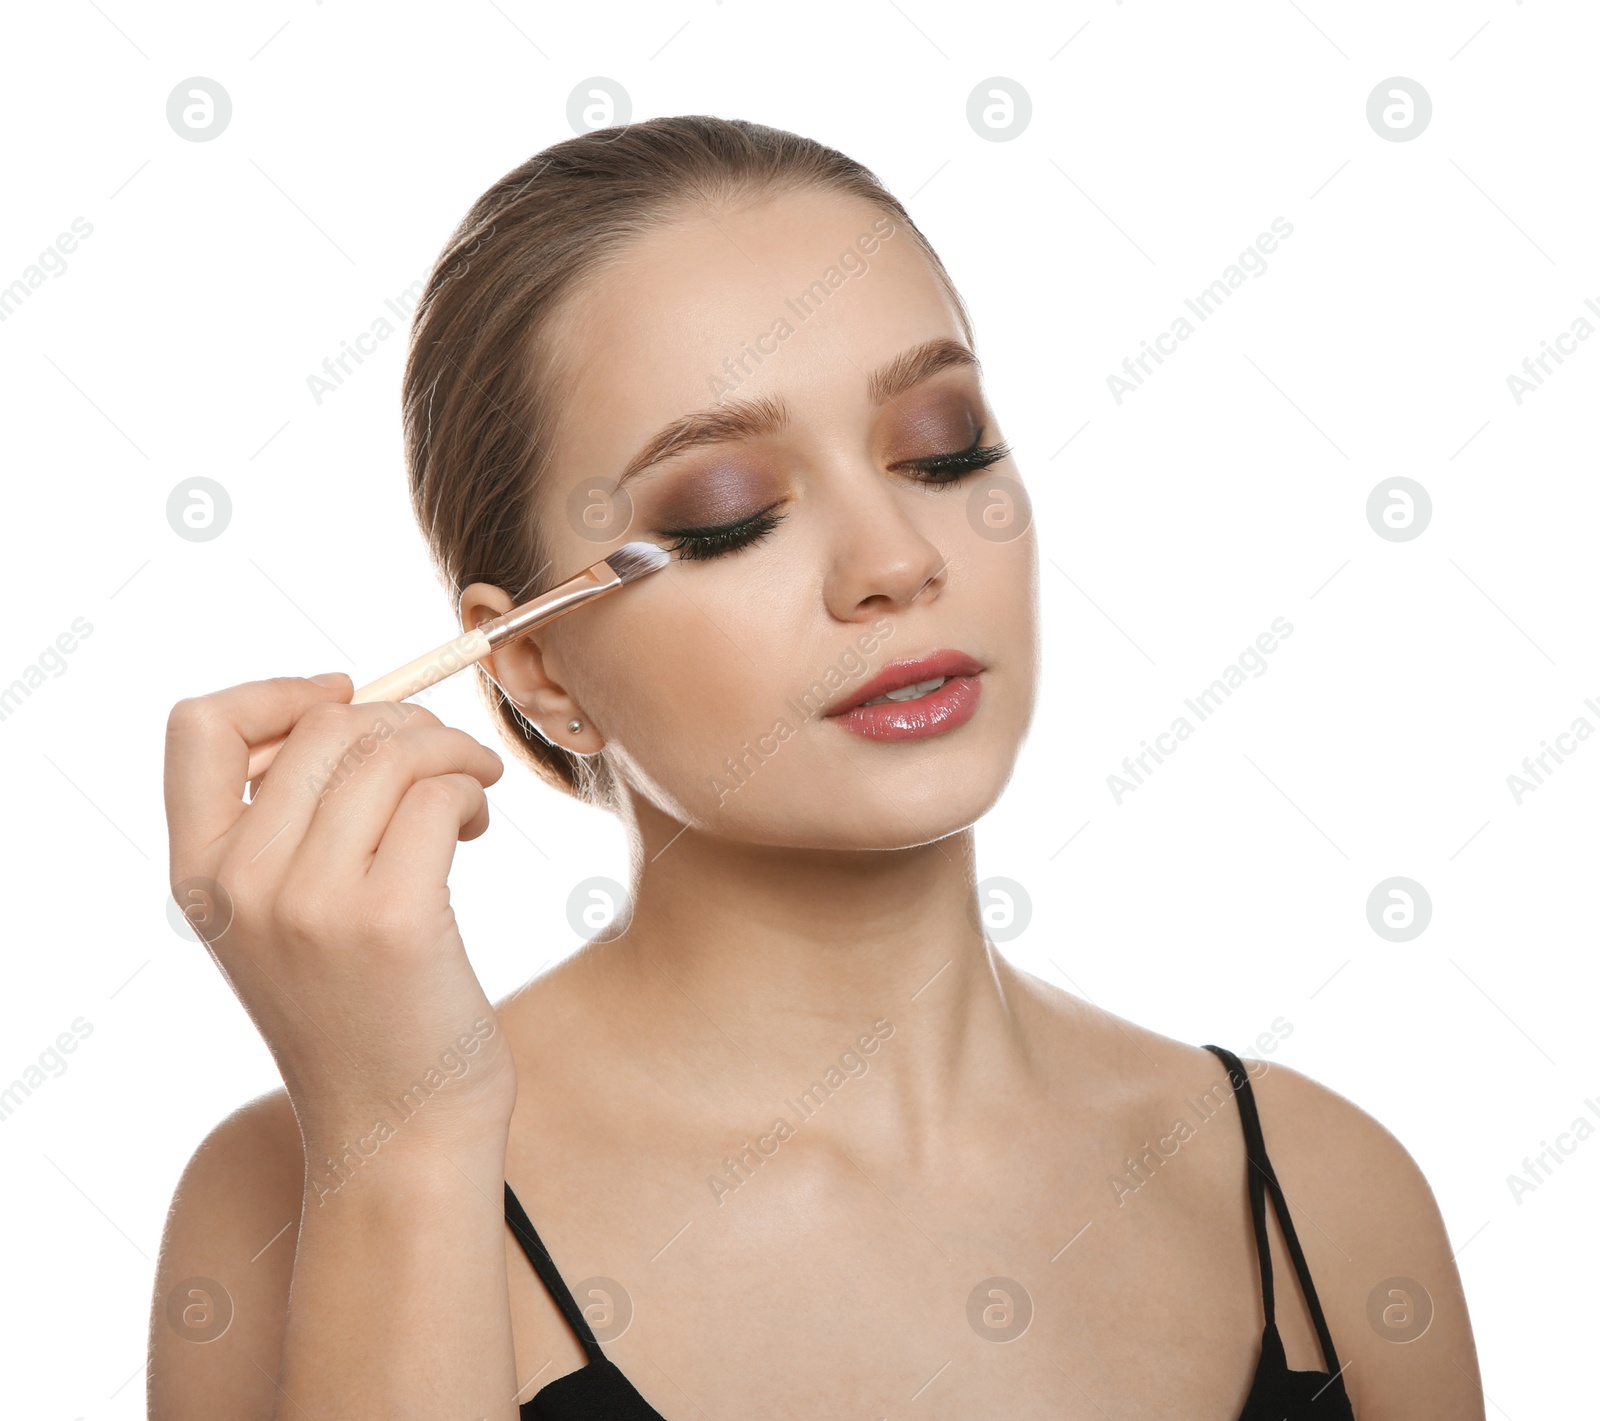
[165,674,353,867]
[286,721,503,878]
[213,698,449,871]
[368,773,492,905]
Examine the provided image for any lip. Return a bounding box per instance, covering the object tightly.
[824,649,985,742]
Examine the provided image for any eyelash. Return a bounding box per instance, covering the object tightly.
[660,505,785,562]
[658,433,1013,561]
[896,434,1013,484]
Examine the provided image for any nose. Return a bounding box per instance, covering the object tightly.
[820,475,949,623]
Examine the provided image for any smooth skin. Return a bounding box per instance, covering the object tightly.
[154,189,1483,1419]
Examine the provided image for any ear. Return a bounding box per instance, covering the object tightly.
[458,581,603,753]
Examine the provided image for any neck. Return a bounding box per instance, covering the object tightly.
[582,796,1045,1156]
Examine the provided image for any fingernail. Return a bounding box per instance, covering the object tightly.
[311,672,348,688]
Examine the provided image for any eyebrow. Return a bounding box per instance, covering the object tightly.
[616,336,980,485]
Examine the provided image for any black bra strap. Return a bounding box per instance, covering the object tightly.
[1204,1044,1276,1324]
[1202,1044,1344,1377]
[504,1180,606,1364]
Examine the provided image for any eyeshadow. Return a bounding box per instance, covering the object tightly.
[648,462,784,529]
[880,392,983,463]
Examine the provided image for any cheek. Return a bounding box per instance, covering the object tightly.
[954,466,1031,548]
[546,586,781,786]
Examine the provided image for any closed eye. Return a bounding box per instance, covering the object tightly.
[657,503,785,561]
[893,433,1013,483]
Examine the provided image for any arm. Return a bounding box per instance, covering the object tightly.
[155,677,522,1420]
[148,1089,520,1421]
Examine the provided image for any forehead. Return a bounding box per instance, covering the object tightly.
[545,187,967,475]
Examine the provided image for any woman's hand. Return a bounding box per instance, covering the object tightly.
[156,673,526,1419]
[163,672,517,1169]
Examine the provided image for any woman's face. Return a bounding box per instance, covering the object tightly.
[478,186,1038,850]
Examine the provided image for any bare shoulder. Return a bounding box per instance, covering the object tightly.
[1010,970,1484,1418]
[148,1088,305,1418]
[1004,962,1239,1091]
[490,940,629,1088]
[1233,1055,1485,1419]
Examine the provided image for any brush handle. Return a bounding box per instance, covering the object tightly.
[245,628,491,783]
[241,562,628,788]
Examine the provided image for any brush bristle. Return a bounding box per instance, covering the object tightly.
[604,541,672,584]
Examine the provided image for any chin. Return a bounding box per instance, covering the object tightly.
[689,737,1022,851]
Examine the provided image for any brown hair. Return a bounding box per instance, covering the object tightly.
[401,115,973,806]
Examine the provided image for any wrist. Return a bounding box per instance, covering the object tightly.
[300,1121,508,1213]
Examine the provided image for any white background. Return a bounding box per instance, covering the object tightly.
[1,0,1594,1415]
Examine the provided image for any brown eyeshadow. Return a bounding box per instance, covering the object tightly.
[879,391,984,463]
[647,462,785,530]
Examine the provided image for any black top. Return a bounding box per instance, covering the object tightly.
[505,1042,1355,1419]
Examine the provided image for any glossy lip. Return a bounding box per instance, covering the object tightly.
[821,650,985,742]
[825,649,984,716]
[829,675,982,742]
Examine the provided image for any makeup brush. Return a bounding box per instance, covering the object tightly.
[245,541,672,782]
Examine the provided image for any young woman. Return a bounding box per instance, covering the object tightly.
[154,117,1483,1419]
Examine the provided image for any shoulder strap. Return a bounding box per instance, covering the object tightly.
[504,1180,606,1364]
[1201,1044,1344,1376]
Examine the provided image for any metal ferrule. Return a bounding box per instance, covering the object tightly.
[478,561,622,650]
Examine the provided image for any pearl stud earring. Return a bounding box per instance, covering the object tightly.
[567,719,583,734]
